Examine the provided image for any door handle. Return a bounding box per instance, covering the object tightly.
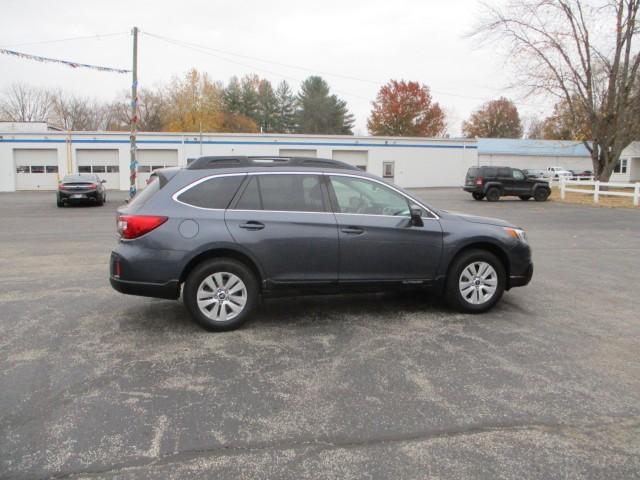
[239,221,265,231]
[341,226,364,235]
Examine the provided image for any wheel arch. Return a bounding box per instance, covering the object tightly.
[179,247,264,288]
[447,241,510,285]
[483,182,504,195]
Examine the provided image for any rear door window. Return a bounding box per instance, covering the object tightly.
[177,175,245,209]
[233,174,326,212]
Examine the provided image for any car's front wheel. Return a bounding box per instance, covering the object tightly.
[534,188,550,202]
[472,192,485,201]
[183,258,259,331]
[445,249,506,313]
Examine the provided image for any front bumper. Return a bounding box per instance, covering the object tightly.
[509,262,533,288]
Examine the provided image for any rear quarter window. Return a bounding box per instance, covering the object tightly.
[128,176,161,208]
[177,175,245,209]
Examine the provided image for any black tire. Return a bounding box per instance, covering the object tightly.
[534,188,550,202]
[183,258,259,331]
[472,192,485,201]
[519,195,531,201]
[56,199,64,207]
[445,249,506,313]
[485,187,500,202]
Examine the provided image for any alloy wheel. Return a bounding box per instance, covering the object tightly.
[196,272,247,322]
[458,261,498,305]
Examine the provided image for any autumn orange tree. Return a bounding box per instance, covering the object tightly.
[367,80,446,137]
[462,97,523,138]
[163,69,225,132]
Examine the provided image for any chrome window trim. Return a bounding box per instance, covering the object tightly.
[171,170,439,219]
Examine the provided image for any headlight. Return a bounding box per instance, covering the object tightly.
[504,227,527,242]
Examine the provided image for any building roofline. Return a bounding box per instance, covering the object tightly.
[0,130,476,143]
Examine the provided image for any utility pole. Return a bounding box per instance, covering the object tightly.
[129,26,139,198]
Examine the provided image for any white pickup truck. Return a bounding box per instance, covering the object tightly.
[546,166,573,178]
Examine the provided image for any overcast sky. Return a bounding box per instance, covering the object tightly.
[0,0,552,136]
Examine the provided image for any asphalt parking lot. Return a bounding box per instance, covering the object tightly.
[1,189,639,479]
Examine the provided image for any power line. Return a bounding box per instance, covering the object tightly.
[142,30,509,103]
[142,32,373,103]
[0,32,129,49]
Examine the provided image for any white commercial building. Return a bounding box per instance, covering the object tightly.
[0,130,478,192]
[2,127,638,192]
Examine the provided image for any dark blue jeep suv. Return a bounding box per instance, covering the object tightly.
[110,156,533,331]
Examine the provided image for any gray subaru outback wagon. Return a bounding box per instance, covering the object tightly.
[110,156,533,331]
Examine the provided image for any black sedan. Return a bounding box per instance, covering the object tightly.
[57,174,107,207]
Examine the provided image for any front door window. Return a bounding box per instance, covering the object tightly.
[329,176,409,216]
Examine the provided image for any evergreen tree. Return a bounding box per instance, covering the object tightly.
[256,80,279,132]
[295,76,354,135]
[223,76,242,115]
[239,74,260,122]
[274,80,296,133]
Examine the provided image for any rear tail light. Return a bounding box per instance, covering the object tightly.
[475,177,484,185]
[117,215,167,239]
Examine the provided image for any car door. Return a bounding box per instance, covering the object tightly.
[225,173,339,284]
[497,167,516,194]
[327,174,442,283]
[511,168,529,194]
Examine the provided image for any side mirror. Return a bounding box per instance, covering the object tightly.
[101,179,107,183]
[410,206,424,227]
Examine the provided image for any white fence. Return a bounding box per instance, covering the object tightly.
[560,178,640,206]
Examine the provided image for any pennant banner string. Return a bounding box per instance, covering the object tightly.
[0,48,130,74]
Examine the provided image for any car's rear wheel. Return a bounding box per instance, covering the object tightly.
[445,249,505,313]
[56,199,64,207]
[183,258,258,331]
[534,188,550,202]
[519,195,531,201]
[485,187,501,202]
[472,192,485,201]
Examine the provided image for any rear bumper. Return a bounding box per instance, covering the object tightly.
[463,186,481,193]
[509,262,533,288]
[58,190,100,201]
[109,249,182,300]
[110,275,180,299]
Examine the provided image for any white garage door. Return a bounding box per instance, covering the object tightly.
[14,149,59,190]
[137,150,179,188]
[279,148,317,158]
[76,149,120,189]
[332,150,368,171]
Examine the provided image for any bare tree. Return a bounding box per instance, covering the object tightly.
[473,0,640,181]
[50,91,110,130]
[0,83,53,123]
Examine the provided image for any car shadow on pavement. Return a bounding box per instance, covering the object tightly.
[117,291,478,333]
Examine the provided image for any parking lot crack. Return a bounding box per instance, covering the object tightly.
[47,416,640,479]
